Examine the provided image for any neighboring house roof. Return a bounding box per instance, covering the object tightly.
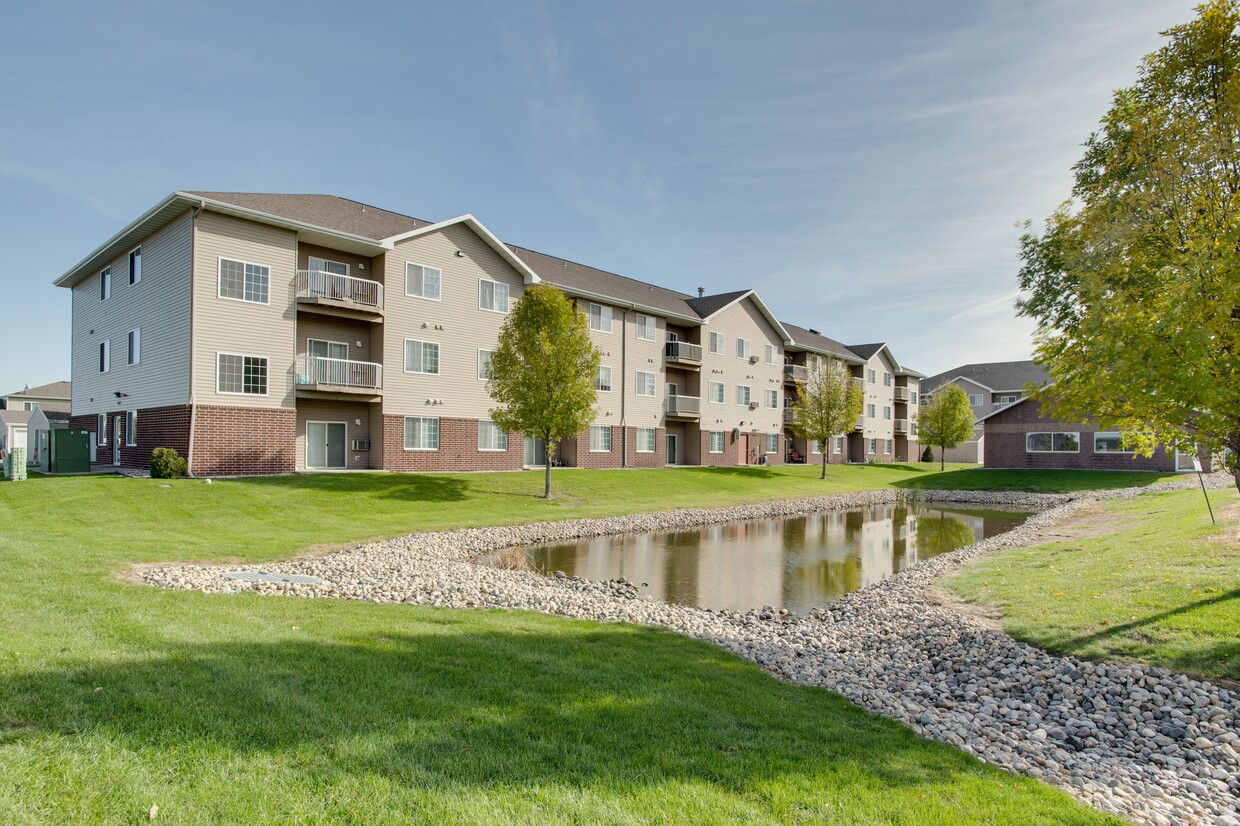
[921,360,1050,395]
[509,246,702,322]
[974,394,1037,424]
[781,323,863,362]
[0,409,30,426]
[5,380,71,400]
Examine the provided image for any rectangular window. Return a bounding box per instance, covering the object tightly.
[404,416,440,450]
[709,431,725,453]
[709,331,724,354]
[911,391,918,405]
[708,381,725,404]
[736,385,751,406]
[217,354,268,395]
[765,344,778,365]
[866,403,875,418]
[127,328,141,366]
[99,340,110,373]
[883,372,892,387]
[635,314,656,341]
[885,439,892,454]
[810,439,821,454]
[1093,432,1136,453]
[1026,432,1080,453]
[968,394,983,406]
[100,268,110,301]
[126,411,137,447]
[636,427,656,453]
[765,389,779,409]
[766,434,778,453]
[218,258,270,304]
[589,425,612,452]
[97,413,107,445]
[833,436,843,454]
[868,369,876,383]
[405,263,442,300]
[478,420,508,451]
[595,365,612,392]
[308,256,348,276]
[308,339,348,361]
[404,339,440,374]
[635,370,655,396]
[129,247,141,284]
[883,405,891,420]
[477,349,493,381]
[588,303,613,332]
[736,338,751,359]
[868,438,877,453]
[479,279,510,313]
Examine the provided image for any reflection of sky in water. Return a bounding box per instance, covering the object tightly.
[525,506,1028,615]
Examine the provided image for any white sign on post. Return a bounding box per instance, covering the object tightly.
[1192,456,1203,473]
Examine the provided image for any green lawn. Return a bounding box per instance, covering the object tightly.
[0,465,1163,824]
[945,489,1240,682]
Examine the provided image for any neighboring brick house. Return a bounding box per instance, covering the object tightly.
[978,395,1206,472]
[920,361,1049,464]
[54,191,921,475]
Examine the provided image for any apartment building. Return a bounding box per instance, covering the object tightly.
[920,360,1049,464]
[55,191,919,476]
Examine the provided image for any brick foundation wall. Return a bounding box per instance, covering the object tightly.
[72,405,192,470]
[625,427,665,468]
[566,426,624,469]
[191,405,296,476]
[699,428,739,467]
[983,400,1181,471]
[381,416,524,472]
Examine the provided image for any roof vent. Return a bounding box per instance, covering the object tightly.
[808,328,820,335]
[697,287,705,298]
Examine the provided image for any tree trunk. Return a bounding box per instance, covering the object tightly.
[940,445,945,472]
[543,438,554,499]
[821,449,827,481]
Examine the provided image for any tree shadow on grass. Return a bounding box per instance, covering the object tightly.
[227,473,473,503]
[0,621,1107,824]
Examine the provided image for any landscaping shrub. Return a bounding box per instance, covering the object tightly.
[920,445,934,462]
[150,447,188,479]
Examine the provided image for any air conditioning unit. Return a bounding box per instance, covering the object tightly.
[748,401,759,410]
[748,355,759,364]
[351,439,371,451]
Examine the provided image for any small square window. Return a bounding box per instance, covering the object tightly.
[589,425,612,452]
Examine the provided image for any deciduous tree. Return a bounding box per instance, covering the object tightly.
[488,285,601,499]
[1017,0,1240,495]
[919,386,975,471]
[789,358,865,480]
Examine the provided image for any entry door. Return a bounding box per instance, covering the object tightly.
[113,415,122,466]
[524,436,546,466]
[737,434,749,466]
[666,434,677,465]
[307,422,347,469]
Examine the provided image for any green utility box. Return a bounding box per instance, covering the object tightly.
[49,429,92,474]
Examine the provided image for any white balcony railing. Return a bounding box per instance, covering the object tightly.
[894,419,909,434]
[296,270,384,310]
[782,408,796,424]
[854,415,865,430]
[894,387,911,402]
[784,364,808,382]
[296,355,383,390]
[665,395,701,416]
[664,341,703,364]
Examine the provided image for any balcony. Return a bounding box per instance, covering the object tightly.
[894,419,909,434]
[296,270,384,321]
[854,415,865,431]
[783,364,808,383]
[665,395,701,417]
[295,355,383,398]
[782,408,796,424]
[894,387,911,403]
[664,341,703,368]
[854,377,866,389]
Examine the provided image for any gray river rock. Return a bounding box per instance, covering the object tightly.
[140,477,1239,825]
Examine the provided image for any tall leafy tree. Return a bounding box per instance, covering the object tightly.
[789,358,865,480]
[919,386,975,471]
[488,285,601,499]
[1017,0,1240,494]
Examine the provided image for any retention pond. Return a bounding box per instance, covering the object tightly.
[523,504,1030,614]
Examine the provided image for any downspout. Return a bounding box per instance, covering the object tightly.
[185,200,205,475]
[620,307,628,467]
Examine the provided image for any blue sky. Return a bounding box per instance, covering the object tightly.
[0,0,1198,396]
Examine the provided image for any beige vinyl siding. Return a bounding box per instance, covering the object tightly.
[624,308,666,427]
[578,298,625,426]
[296,243,379,286]
[381,224,527,419]
[192,212,298,408]
[70,211,193,416]
[860,351,897,446]
[698,299,784,437]
[295,399,373,470]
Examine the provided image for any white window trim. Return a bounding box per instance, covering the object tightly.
[736,385,751,406]
[97,413,107,446]
[308,256,351,276]
[709,331,724,355]
[129,246,142,285]
[635,313,656,342]
[403,339,441,375]
[404,262,442,301]
[477,349,493,381]
[883,406,891,420]
[635,370,656,397]
[126,411,138,447]
[833,436,843,454]
[1093,432,1138,454]
[867,404,875,418]
[127,328,141,366]
[636,427,656,453]
[968,394,983,406]
[478,279,510,314]
[100,268,111,301]
[589,425,613,452]
[307,338,349,359]
[595,365,613,392]
[766,434,778,454]
[708,432,725,454]
[403,416,441,451]
[885,439,892,454]
[868,438,877,453]
[810,440,821,455]
[478,420,508,452]
[215,352,270,396]
[588,303,613,333]
[736,338,751,360]
[1026,432,1081,453]
[99,339,110,374]
[765,389,778,409]
[216,256,271,305]
[708,381,725,404]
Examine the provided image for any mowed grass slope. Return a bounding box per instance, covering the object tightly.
[946,489,1240,682]
[0,465,1162,824]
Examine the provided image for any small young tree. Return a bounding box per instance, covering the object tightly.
[919,386,976,471]
[789,358,865,480]
[487,284,601,499]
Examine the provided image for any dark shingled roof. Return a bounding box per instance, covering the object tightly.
[781,322,860,360]
[685,290,751,319]
[5,380,71,399]
[509,246,700,319]
[0,409,30,426]
[185,192,431,240]
[846,343,885,360]
[921,360,1049,394]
